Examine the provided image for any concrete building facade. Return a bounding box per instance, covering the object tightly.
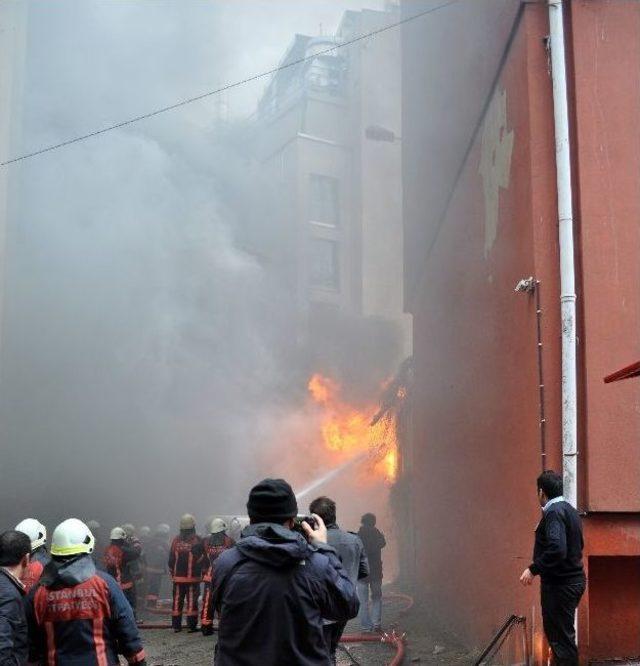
[401,0,640,662]
[253,7,411,375]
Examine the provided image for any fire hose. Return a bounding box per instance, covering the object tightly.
[341,631,406,666]
[139,595,412,665]
[145,592,412,615]
[137,626,406,665]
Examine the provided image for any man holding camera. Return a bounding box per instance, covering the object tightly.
[211,478,360,665]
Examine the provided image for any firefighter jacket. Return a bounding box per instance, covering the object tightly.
[202,534,235,583]
[0,567,28,665]
[26,554,146,666]
[22,547,50,594]
[144,536,169,576]
[168,532,204,584]
[212,523,359,666]
[103,540,142,591]
[126,537,144,582]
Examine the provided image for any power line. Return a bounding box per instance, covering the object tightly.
[1,0,460,167]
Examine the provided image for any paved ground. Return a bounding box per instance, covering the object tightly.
[137,590,477,665]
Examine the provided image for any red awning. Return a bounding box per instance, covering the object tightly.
[604,360,640,383]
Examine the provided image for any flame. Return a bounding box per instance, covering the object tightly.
[306,373,399,483]
[308,373,337,404]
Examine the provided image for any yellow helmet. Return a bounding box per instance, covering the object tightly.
[50,519,95,557]
[179,514,196,530]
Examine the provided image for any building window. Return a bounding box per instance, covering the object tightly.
[309,238,339,290]
[309,174,339,226]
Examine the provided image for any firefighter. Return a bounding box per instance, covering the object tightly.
[103,526,143,618]
[201,518,235,636]
[86,519,105,563]
[15,518,50,593]
[168,514,204,632]
[122,524,145,611]
[145,523,170,609]
[25,518,146,665]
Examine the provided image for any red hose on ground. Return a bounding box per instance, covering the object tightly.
[140,594,414,665]
[341,630,406,666]
[144,607,173,615]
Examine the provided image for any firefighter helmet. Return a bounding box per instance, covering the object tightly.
[86,520,101,531]
[121,523,136,538]
[209,518,227,534]
[110,527,126,540]
[15,518,47,551]
[179,514,196,530]
[50,519,95,557]
[155,523,170,536]
[139,525,151,538]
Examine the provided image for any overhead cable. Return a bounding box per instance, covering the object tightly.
[1,0,460,167]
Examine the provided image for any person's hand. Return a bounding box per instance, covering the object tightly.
[301,514,327,545]
[519,568,534,586]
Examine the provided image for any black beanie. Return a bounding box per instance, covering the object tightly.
[247,478,298,523]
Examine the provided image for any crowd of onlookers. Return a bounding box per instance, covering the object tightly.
[0,478,386,665]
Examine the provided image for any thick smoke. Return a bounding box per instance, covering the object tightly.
[0,0,387,532]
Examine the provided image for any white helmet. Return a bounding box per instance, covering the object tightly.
[139,526,151,538]
[179,514,196,530]
[155,523,170,536]
[86,520,101,531]
[121,523,135,538]
[15,518,47,551]
[50,519,95,557]
[110,527,126,540]
[209,518,227,534]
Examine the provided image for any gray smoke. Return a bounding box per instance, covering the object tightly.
[0,0,385,531]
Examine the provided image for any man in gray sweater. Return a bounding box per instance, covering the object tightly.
[309,496,369,665]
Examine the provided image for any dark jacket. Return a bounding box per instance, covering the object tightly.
[357,525,386,581]
[103,540,142,590]
[26,554,146,665]
[326,525,369,585]
[530,500,586,585]
[0,568,28,665]
[212,523,359,666]
[168,532,205,583]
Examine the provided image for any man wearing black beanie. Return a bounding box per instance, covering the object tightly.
[208,478,360,665]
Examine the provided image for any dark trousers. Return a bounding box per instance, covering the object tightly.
[323,621,347,665]
[145,573,163,607]
[541,581,586,666]
[172,582,200,630]
[123,586,137,611]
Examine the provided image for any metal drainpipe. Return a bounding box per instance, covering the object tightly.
[548,0,578,509]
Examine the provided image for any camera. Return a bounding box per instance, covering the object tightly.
[293,515,318,533]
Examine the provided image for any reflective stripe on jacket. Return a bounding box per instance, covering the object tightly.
[168,533,204,583]
[26,555,145,666]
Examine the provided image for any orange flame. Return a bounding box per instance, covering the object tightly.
[307,373,399,483]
